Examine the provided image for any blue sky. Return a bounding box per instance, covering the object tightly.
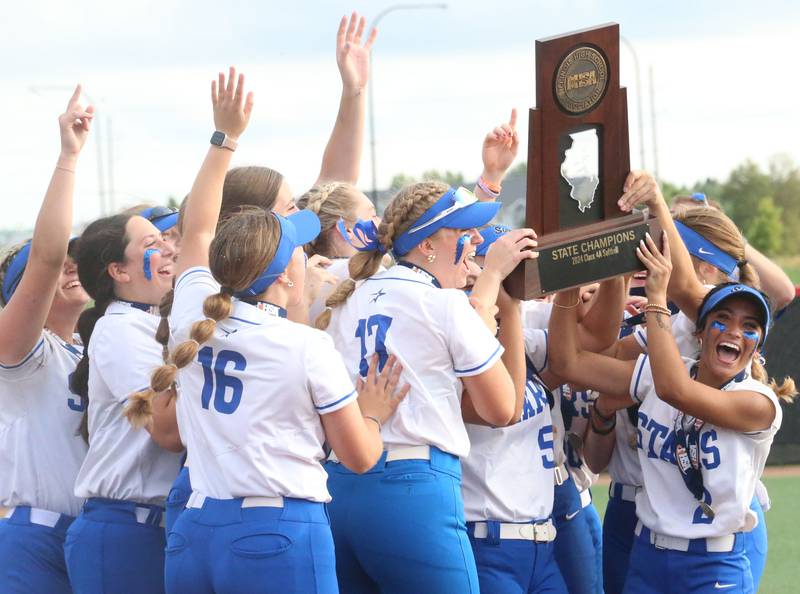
[1,0,799,229]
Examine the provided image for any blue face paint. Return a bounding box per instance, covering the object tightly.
[454,234,471,265]
[143,248,160,281]
[743,330,760,342]
[710,320,727,333]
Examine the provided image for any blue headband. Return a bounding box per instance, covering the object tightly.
[234,210,321,298]
[1,241,32,303]
[475,225,512,256]
[697,283,771,346]
[391,187,501,257]
[675,220,738,278]
[139,206,179,233]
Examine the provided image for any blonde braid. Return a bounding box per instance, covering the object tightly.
[297,182,358,257]
[751,357,797,404]
[124,291,234,428]
[314,181,448,330]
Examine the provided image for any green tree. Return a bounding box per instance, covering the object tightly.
[769,155,800,254]
[421,169,465,186]
[389,173,416,191]
[719,161,771,234]
[746,196,783,256]
[660,180,690,203]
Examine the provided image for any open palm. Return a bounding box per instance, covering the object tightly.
[337,12,377,91]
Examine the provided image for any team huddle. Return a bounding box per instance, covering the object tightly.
[0,13,796,594]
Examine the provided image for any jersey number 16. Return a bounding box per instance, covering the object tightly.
[198,346,247,414]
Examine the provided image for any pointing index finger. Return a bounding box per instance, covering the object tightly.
[508,108,517,129]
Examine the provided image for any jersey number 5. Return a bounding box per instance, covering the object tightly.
[197,347,247,414]
[355,315,393,376]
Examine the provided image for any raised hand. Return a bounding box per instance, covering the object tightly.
[483,227,538,280]
[637,231,672,301]
[357,354,410,425]
[303,255,338,305]
[211,67,254,140]
[618,170,665,213]
[336,12,376,93]
[481,109,519,184]
[59,85,94,157]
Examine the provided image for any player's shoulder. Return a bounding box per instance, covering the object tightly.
[92,305,157,353]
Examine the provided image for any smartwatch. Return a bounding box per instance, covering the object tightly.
[210,131,238,151]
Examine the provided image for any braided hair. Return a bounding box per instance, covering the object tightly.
[125,208,281,427]
[314,181,448,330]
[296,182,363,257]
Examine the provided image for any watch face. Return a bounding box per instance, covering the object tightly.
[210,131,225,146]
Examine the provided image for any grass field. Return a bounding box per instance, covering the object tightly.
[590,475,800,593]
[773,255,800,285]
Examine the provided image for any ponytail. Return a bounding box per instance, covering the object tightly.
[71,299,112,442]
[125,291,234,427]
[737,261,761,292]
[314,181,447,330]
[314,253,382,330]
[751,357,797,404]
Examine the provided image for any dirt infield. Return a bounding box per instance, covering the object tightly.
[762,464,800,478]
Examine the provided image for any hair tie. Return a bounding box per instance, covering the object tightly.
[737,259,748,268]
[220,286,234,296]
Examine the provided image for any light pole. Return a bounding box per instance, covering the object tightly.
[649,65,660,181]
[620,36,646,171]
[29,85,113,215]
[368,3,448,204]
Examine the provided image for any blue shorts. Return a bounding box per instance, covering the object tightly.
[467,520,567,593]
[602,487,638,594]
[325,447,478,594]
[623,525,753,594]
[0,507,74,594]
[166,466,192,534]
[553,477,602,594]
[743,496,767,589]
[165,496,337,594]
[64,498,166,594]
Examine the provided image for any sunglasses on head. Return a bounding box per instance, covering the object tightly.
[407,187,478,234]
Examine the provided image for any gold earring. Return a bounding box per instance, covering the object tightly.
[287,280,294,288]
[427,253,436,263]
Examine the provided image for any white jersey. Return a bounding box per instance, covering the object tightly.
[629,354,781,538]
[462,328,555,522]
[607,407,644,487]
[326,264,503,458]
[633,310,699,358]
[171,267,357,502]
[520,299,553,331]
[0,331,87,516]
[74,301,183,505]
[308,257,351,324]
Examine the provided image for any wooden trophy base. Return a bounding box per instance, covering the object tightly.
[504,210,662,299]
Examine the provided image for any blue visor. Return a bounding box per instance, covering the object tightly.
[234,209,321,298]
[1,241,32,304]
[392,187,501,257]
[139,206,179,233]
[675,220,738,278]
[475,225,511,256]
[697,283,771,345]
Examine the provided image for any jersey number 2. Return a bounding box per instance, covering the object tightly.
[355,315,393,376]
[197,347,247,414]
